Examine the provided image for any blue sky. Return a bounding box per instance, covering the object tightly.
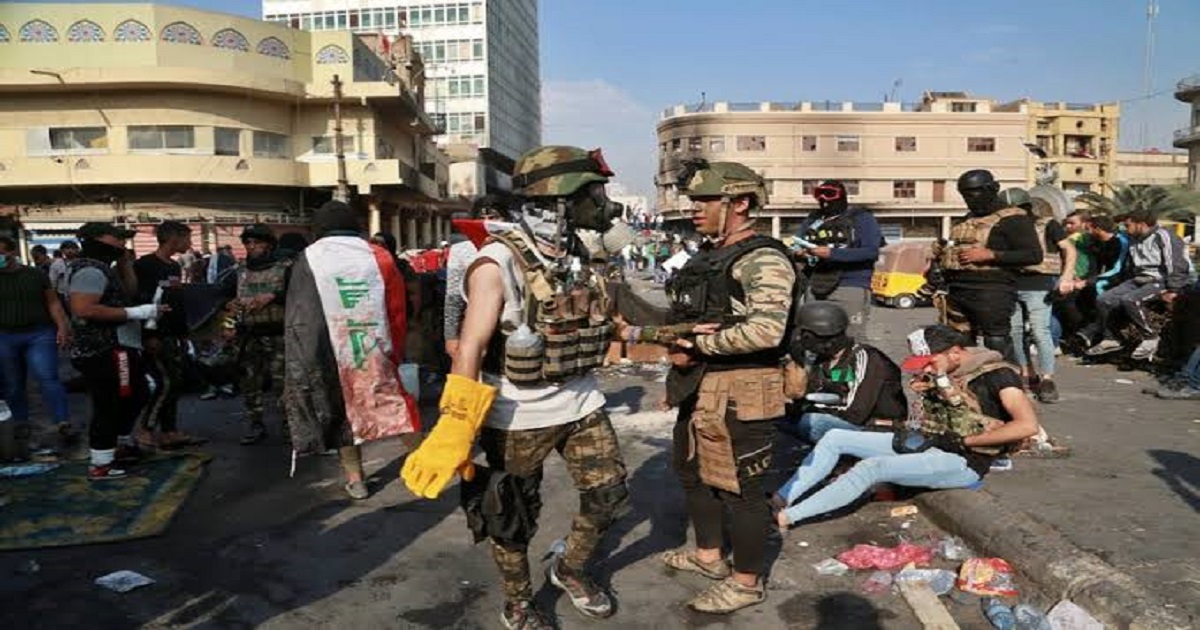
[43,0,1200,196]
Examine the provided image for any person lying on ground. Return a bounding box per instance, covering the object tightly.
[774,324,1040,529]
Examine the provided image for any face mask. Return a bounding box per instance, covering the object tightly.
[960,186,997,215]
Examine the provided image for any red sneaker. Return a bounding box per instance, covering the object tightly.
[88,464,128,481]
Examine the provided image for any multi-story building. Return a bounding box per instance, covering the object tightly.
[0,3,455,256]
[1010,100,1120,195]
[262,0,541,196]
[656,92,1034,240]
[1172,75,1200,190]
[1115,150,1189,187]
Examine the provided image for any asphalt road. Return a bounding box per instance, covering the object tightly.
[2,362,1005,629]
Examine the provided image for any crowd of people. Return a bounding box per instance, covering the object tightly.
[0,141,1197,628]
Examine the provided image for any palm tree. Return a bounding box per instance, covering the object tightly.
[1076,183,1200,222]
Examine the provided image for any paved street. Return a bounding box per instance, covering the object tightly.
[2,295,1195,628]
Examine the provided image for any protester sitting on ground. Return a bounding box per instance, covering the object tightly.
[1147,279,1200,400]
[786,302,905,445]
[1081,209,1189,360]
[0,236,74,450]
[774,324,1040,528]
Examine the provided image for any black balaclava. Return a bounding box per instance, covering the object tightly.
[957,169,1003,216]
[313,200,361,237]
[80,239,125,265]
[798,330,854,362]
[814,180,849,217]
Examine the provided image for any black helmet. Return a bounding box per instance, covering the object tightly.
[240,223,276,245]
[796,302,850,336]
[957,169,998,192]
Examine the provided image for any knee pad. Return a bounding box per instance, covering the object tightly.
[579,480,631,530]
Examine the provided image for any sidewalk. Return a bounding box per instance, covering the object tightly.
[869,306,1200,624]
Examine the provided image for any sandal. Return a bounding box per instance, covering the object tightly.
[687,577,765,614]
[661,549,732,580]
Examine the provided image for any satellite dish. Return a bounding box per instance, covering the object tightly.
[1028,184,1074,221]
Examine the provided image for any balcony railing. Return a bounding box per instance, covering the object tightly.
[1177,75,1200,93]
[1173,125,1200,146]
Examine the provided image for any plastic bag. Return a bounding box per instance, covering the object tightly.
[812,558,851,576]
[860,570,893,595]
[94,570,155,593]
[936,535,973,561]
[894,568,957,596]
[956,557,1018,597]
[837,543,933,570]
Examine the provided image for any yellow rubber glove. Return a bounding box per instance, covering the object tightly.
[401,373,497,499]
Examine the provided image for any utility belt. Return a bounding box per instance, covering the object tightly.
[689,367,787,494]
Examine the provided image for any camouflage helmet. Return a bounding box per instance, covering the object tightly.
[511,145,614,198]
[677,159,768,206]
[1000,187,1033,209]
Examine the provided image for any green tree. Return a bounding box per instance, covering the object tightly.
[1076,184,1200,222]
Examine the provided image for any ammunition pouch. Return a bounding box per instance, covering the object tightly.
[579,480,631,530]
[939,208,1025,272]
[783,359,809,400]
[690,368,788,494]
[460,465,543,546]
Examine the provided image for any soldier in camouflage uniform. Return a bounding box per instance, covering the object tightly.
[232,224,291,445]
[626,160,796,614]
[402,146,631,629]
[774,324,1040,527]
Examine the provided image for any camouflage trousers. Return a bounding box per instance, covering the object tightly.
[239,334,285,427]
[478,410,629,603]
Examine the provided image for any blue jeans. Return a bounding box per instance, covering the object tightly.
[0,326,70,424]
[796,412,861,444]
[776,430,980,524]
[1011,290,1056,376]
[1182,347,1200,390]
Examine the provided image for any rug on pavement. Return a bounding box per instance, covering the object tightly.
[0,453,211,550]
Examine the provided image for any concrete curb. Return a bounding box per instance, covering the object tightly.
[914,488,1192,630]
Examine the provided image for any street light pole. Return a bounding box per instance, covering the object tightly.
[332,74,350,203]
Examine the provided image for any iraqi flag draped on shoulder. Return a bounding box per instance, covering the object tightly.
[305,236,420,441]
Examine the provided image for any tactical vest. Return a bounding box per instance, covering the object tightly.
[1022,217,1062,276]
[939,207,1025,271]
[67,258,127,359]
[485,230,612,386]
[802,211,857,296]
[666,234,793,371]
[236,259,288,331]
[918,361,1017,456]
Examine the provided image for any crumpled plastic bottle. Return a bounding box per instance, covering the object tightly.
[1013,604,1053,630]
[894,568,957,596]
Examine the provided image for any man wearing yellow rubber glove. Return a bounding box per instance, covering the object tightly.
[402,146,632,630]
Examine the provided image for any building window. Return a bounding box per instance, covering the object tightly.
[312,136,356,155]
[951,102,977,113]
[837,135,860,152]
[415,38,484,63]
[967,137,996,152]
[49,127,108,151]
[737,135,766,151]
[895,136,917,152]
[843,180,860,196]
[688,137,702,153]
[671,139,682,154]
[253,131,290,158]
[1036,120,1050,131]
[709,137,725,153]
[215,128,241,156]
[801,135,817,152]
[893,180,916,199]
[801,180,818,196]
[129,125,195,150]
[444,112,486,135]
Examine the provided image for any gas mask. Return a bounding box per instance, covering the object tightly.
[564,182,635,259]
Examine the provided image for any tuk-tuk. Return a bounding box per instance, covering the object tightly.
[871,241,932,309]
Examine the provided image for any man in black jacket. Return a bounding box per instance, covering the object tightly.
[789,302,906,444]
[931,169,1043,359]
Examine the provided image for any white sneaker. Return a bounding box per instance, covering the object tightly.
[1131,338,1159,361]
[1085,339,1123,356]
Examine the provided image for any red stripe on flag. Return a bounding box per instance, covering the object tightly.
[370,243,421,431]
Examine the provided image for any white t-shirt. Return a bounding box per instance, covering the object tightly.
[468,240,605,431]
